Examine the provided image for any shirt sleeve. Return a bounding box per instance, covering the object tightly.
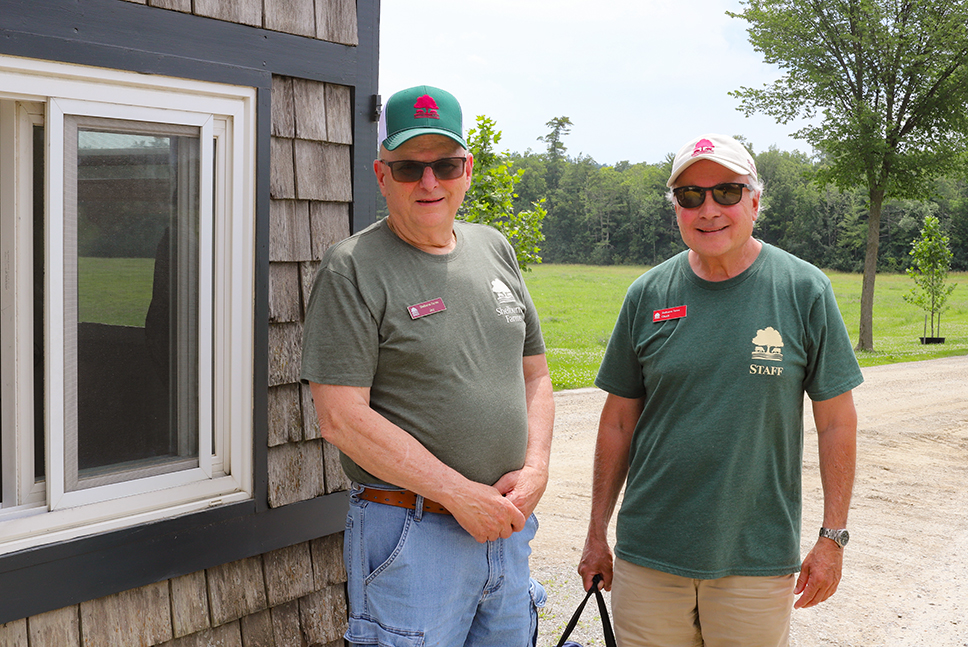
[802,282,864,401]
[299,265,380,387]
[595,287,648,399]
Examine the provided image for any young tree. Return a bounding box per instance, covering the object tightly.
[459,115,547,270]
[904,215,956,339]
[730,0,968,350]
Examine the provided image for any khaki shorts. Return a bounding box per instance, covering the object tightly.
[612,558,794,647]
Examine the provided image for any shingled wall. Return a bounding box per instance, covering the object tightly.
[0,534,347,647]
[0,1,358,644]
[266,72,353,508]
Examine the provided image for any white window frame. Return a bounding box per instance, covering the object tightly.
[0,55,256,555]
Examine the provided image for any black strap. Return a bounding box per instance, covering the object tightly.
[554,574,616,647]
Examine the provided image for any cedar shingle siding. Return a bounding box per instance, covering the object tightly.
[0,535,347,646]
[0,0,367,642]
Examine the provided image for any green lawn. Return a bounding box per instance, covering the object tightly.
[78,257,155,327]
[526,264,968,390]
[75,257,968,390]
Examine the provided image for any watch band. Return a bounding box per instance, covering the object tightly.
[819,527,849,548]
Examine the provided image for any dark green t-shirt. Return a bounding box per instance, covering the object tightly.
[595,244,863,579]
[300,219,545,487]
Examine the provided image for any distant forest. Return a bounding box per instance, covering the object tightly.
[507,145,968,272]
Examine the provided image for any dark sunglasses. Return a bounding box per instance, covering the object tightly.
[672,183,753,209]
[380,157,467,183]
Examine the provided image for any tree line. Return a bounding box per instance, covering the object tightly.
[502,131,968,274]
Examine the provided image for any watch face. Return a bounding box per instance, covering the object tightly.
[822,528,849,547]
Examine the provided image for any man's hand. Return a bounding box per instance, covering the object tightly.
[493,464,548,519]
[794,538,843,608]
[442,481,527,543]
[578,534,614,592]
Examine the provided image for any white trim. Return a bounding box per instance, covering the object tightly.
[0,100,23,508]
[198,115,215,478]
[211,118,229,477]
[0,487,251,554]
[19,104,46,508]
[47,97,66,512]
[0,54,253,113]
[0,56,256,554]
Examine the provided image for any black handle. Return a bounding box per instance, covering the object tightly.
[553,574,616,647]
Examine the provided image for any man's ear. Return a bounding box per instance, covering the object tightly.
[464,153,474,189]
[374,158,389,196]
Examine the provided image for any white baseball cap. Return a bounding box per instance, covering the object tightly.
[667,133,758,187]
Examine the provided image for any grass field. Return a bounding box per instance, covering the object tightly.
[526,264,968,390]
[78,257,155,327]
[75,257,968,391]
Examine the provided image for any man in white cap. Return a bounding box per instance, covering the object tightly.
[301,85,553,646]
[579,133,862,646]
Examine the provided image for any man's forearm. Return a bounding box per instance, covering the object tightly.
[588,427,631,539]
[495,354,555,517]
[812,391,858,529]
[818,423,856,528]
[587,394,642,539]
[310,382,467,498]
[523,354,555,475]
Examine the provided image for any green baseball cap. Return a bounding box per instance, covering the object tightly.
[378,85,467,151]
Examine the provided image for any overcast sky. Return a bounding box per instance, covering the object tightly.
[379,0,814,166]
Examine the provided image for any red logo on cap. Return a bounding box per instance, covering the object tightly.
[692,139,715,157]
[413,95,440,120]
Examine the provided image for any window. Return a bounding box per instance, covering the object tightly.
[0,56,256,554]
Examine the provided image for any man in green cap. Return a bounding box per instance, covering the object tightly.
[301,85,554,646]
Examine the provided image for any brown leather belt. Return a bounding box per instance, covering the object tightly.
[357,487,451,515]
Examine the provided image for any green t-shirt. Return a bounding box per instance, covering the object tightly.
[300,219,545,487]
[595,243,863,579]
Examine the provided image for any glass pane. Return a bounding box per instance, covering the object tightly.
[74,127,200,485]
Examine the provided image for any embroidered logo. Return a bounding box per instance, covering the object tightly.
[751,327,784,362]
[413,94,440,120]
[491,278,515,304]
[750,327,785,376]
[492,278,523,323]
[692,138,715,157]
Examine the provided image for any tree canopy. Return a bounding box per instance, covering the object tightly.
[729,0,968,350]
[458,115,547,270]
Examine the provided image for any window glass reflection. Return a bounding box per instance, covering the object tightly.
[74,127,199,486]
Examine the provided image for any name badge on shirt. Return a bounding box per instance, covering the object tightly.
[409,297,446,319]
[653,305,687,323]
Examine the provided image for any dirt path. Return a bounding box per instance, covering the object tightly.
[532,355,968,646]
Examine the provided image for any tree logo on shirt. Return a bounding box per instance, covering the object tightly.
[491,278,516,304]
[752,327,784,362]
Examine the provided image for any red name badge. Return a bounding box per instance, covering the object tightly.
[408,297,446,319]
[653,305,687,323]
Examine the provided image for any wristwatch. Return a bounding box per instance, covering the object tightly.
[819,527,849,548]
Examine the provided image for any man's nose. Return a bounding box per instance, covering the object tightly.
[418,164,439,188]
[696,189,718,215]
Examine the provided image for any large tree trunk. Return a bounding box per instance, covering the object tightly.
[856,191,885,351]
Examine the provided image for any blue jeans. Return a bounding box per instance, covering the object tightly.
[344,485,546,646]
